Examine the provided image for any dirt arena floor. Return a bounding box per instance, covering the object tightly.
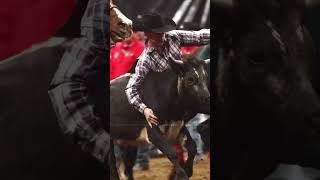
[133,155,210,180]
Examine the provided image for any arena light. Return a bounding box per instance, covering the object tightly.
[184,0,202,23]
[201,0,210,27]
[173,0,192,25]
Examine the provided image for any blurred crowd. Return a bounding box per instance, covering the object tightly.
[110,31,145,80]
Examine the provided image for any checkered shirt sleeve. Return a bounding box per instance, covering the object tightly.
[175,29,210,46]
[125,58,151,114]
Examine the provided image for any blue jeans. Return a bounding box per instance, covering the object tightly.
[113,144,122,168]
[135,144,152,166]
[114,144,151,167]
[186,113,209,157]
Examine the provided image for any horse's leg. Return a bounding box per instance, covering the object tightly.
[147,126,188,180]
[120,146,137,180]
[180,126,197,177]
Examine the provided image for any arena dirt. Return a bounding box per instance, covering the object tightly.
[133,155,210,180]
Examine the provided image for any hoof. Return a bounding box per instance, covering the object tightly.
[184,166,193,177]
[169,171,176,180]
[175,169,188,180]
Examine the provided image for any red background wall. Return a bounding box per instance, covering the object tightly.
[0,0,76,60]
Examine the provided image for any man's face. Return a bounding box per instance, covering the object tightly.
[134,31,145,41]
[145,32,165,46]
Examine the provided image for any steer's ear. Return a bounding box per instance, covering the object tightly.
[170,59,185,74]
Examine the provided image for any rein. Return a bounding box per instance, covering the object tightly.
[265,20,286,52]
[265,19,306,56]
[110,3,118,10]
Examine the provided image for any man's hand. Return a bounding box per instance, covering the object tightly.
[143,108,159,127]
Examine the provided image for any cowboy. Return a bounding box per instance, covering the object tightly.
[125,13,210,127]
[48,0,117,176]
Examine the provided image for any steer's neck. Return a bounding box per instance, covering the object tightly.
[140,69,184,123]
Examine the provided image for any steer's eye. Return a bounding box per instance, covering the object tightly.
[186,77,196,86]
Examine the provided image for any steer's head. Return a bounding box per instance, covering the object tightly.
[214,0,320,133]
[171,53,210,114]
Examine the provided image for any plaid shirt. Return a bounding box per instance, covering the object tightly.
[125,29,210,114]
[48,0,109,164]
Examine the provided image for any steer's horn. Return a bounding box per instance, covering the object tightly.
[172,59,184,65]
[204,59,210,65]
[211,0,234,8]
[171,59,185,73]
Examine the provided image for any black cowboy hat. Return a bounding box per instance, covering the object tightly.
[135,13,176,33]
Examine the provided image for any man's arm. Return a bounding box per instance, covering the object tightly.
[125,59,150,114]
[175,29,210,46]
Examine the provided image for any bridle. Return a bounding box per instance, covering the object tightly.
[265,20,286,52]
[110,3,118,10]
[265,19,306,55]
[109,3,118,47]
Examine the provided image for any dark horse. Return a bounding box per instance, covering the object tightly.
[213,0,320,180]
[0,0,132,179]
